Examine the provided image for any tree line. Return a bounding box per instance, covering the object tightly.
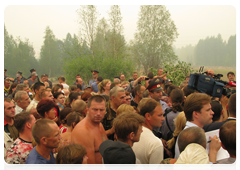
[174,34,236,68]
[5,5,234,86]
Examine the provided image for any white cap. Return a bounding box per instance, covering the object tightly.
[173,143,211,170]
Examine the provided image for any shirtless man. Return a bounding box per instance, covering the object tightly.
[71,95,107,164]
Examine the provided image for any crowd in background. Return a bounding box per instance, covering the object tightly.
[4,68,236,164]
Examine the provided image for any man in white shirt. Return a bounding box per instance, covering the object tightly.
[58,76,69,90]
[26,82,45,112]
[14,91,30,115]
[132,98,165,164]
[174,92,214,158]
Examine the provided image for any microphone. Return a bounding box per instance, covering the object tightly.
[218,80,236,87]
[228,81,236,87]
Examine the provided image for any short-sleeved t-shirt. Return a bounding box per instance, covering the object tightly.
[6,138,33,169]
[25,147,56,164]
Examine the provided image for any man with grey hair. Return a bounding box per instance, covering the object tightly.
[8,83,30,100]
[71,99,87,117]
[14,91,31,115]
[102,86,126,140]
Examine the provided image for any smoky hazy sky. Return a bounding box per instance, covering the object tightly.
[3,2,237,59]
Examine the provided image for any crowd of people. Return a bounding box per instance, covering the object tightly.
[4,67,236,164]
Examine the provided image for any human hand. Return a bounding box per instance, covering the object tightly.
[209,135,221,152]
[161,138,168,148]
[208,135,221,163]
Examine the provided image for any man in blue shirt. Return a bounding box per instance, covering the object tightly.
[25,119,60,164]
[89,70,99,86]
[147,77,168,113]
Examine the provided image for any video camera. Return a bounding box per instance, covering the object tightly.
[187,66,236,98]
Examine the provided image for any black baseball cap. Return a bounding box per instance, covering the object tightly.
[99,140,136,164]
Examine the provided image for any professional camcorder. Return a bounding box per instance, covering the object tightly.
[187,66,236,98]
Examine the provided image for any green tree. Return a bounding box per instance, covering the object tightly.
[132,5,179,74]
[108,5,124,59]
[76,5,99,58]
[39,26,62,77]
[4,25,38,78]
[150,60,195,86]
[225,35,236,67]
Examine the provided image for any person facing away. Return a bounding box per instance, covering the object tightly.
[112,111,145,163]
[215,120,236,164]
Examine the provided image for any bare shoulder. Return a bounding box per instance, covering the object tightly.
[71,119,92,143]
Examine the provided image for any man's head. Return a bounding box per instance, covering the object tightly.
[4,98,15,119]
[14,91,30,110]
[16,71,22,79]
[147,72,154,79]
[184,93,214,128]
[182,85,195,97]
[140,98,164,129]
[76,78,83,85]
[41,90,54,101]
[99,140,136,170]
[227,72,235,81]
[33,82,45,96]
[41,74,47,82]
[32,119,60,149]
[121,81,129,89]
[109,86,126,109]
[97,76,103,84]
[69,92,81,105]
[87,95,106,123]
[56,144,87,164]
[62,88,70,97]
[178,126,207,153]
[157,68,163,76]
[30,68,36,73]
[70,85,78,92]
[91,70,99,79]
[71,99,87,117]
[31,72,38,80]
[211,100,223,122]
[147,77,164,101]
[75,74,81,79]
[228,93,236,117]
[14,111,36,134]
[132,72,138,80]
[58,76,65,83]
[120,74,125,82]
[113,111,145,143]
[219,120,236,157]
[4,79,11,89]
[16,83,29,93]
[133,84,146,100]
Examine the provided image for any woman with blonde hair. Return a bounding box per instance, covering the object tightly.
[116,104,135,116]
[160,111,186,164]
[97,79,111,96]
[166,111,186,158]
